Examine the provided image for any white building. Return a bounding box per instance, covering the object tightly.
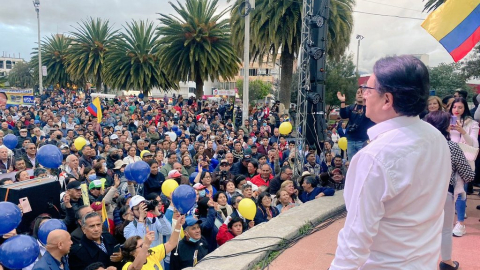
[0,56,25,77]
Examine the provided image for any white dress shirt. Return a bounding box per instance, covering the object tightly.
[123,155,141,164]
[331,116,451,270]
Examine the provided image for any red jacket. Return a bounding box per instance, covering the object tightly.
[250,174,273,187]
[216,224,235,246]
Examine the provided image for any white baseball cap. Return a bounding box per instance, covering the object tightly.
[129,195,145,209]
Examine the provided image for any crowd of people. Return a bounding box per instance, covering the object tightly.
[0,91,346,270]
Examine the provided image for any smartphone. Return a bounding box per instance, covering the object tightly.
[450,115,457,126]
[19,197,32,213]
[113,244,121,253]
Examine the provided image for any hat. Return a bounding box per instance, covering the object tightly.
[193,183,207,190]
[331,168,343,175]
[66,181,82,190]
[34,120,41,124]
[60,144,69,150]
[243,154,251,162]
[88,180,103,190]
[20,128,27,132]
[90,202,103,211]
[110,134,119,140]
[140,150,152,159]
[168,170,182,178]
[220,159,229,166]
[27,124,35,130]
[129,195,146,209]
[114,160,126,170]
[182,215,202,230]
[114,126,122,131]
[299,171,312,184]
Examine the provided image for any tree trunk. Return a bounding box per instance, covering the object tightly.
[279,48,295,111]
[195,74,204,100]
[143,89,149,100]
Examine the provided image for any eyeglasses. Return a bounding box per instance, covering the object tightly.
[359,85,375,93]
[92,187,101,191]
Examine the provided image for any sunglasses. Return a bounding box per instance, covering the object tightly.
[91,187,101,191]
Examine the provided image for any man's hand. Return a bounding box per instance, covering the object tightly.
[315,193,325,199]
[110,252,123,263]
[114,174,120,188]
[138,202,148,223]
[63,193,72,208]
[2,229,17,239]
[144,227,155,247]
[336,92,346,102]
[79,164,85,175]
[207,198,215,208]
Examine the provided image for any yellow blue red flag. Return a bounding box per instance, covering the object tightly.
[87,97,102,123]
[421,0,480,62]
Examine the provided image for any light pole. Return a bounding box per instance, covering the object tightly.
[356,35,364,76]
[33,0,43,94]
[241,0,254,124]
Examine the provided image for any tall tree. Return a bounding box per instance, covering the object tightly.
[324,53,357,106]
[236,79,271,103]
[462,44,480,79]
[429,63,469,98]
[156,0,240,98]
[229,0,355,108]
[104,20,178,98]
[7,62,34,88]
[31,34,73,89]
[66,17,118,93]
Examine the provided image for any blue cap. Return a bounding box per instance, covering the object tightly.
[182,215,202,230]
[34,120,40,124]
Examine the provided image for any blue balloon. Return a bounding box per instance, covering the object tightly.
[0,235,40,269]
[38,219,67,245]
[172,185,196,214]
[0,202,22,235]
[189,172,198,184]
[171,126,179,132]
[131,161,151,184]
[3,134,18,150]
[175,130,182,137]
[37,144,63,168]
[125,163,134,180]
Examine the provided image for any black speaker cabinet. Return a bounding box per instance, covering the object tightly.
[0,178,61,234]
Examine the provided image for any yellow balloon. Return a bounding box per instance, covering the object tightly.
[338,137,348,151]
[74,137,87,151]
[279,122,293,135]
[162,179,179,197]
[238,198,257,220]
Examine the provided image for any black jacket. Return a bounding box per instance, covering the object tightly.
[170,237,209,270]
[230,161,248,177]
[68,233,120,270]
[268,176,299,195]
[339,104,375,142]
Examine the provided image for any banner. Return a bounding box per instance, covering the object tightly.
[212,89,236,96]
[0,89,35,107]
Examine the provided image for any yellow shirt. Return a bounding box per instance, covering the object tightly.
[122,244,166,270]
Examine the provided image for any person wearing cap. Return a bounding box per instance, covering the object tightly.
[170,215,209,270]
[230,154,251,177]
[109,134,120,148]
[88,180,105,203]
[124,195,172,249]
[16,127,31,149]
[140,150,154,162]
[211,159,234,190]
[168,169,187,185]
[61,181,85,213]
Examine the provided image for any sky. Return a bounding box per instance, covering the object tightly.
[0,0,469,75]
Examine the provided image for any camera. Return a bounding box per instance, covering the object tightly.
[221,170,228,177]
[143,200,159,211]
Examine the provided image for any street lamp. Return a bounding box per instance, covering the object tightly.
[33,0,43,94]
[356,35,364,76]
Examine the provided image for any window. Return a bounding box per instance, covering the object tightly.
[0,61,3,69]
[188,87,195,93]
[6,61,12,70]
[249,69,257,76]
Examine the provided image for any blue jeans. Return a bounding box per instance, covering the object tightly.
[455,183,468,222]
[347,140,365,161]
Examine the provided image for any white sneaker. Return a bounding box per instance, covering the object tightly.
[453,222,466,237]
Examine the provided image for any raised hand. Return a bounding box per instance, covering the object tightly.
[336,92,346,102]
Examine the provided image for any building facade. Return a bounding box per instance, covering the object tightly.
[0,56,25,77]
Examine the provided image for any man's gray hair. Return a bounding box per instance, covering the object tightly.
[81,212,101,227]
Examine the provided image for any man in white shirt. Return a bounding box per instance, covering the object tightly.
[330,55,451,270]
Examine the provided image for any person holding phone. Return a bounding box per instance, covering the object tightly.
[449,97,479,237]
[121,216,185,270]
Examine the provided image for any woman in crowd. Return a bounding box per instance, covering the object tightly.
[182,155,195,176]
[275,189,296,213]
[424,111,474,270]
[143,160,164,196]
[193,171,217,197]
[275,180,302,206]
[121,215,185,270]
[428,96,444,113]
[212,191,233,220]
[449,97,478,236]
[224,180,241,204]
[254,192,280,225]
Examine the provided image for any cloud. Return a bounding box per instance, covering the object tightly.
[0,0,467,71]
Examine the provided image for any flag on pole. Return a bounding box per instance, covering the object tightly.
[87,97,103,123]
[101,199,110,233]
[421,0,480,62]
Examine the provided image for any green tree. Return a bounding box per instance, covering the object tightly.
[462,44,480,79]
[104,20,178,98]
[236,79,271,103]
[66,17,118,93]
[229,0,354,108]
[0,76,7,88]
[7,62,34,88]
[157,0,240,98]
[429,63,469,98]
[422,0,445,12]
[325,53,357,107]
[31,34,73,89]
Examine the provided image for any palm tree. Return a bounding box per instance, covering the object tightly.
[104,20,178,98]
[422,0,445,12]
[66,17,118,93]
[31,34,72,89]
[157,0,240,98]
[229,0,354,108]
